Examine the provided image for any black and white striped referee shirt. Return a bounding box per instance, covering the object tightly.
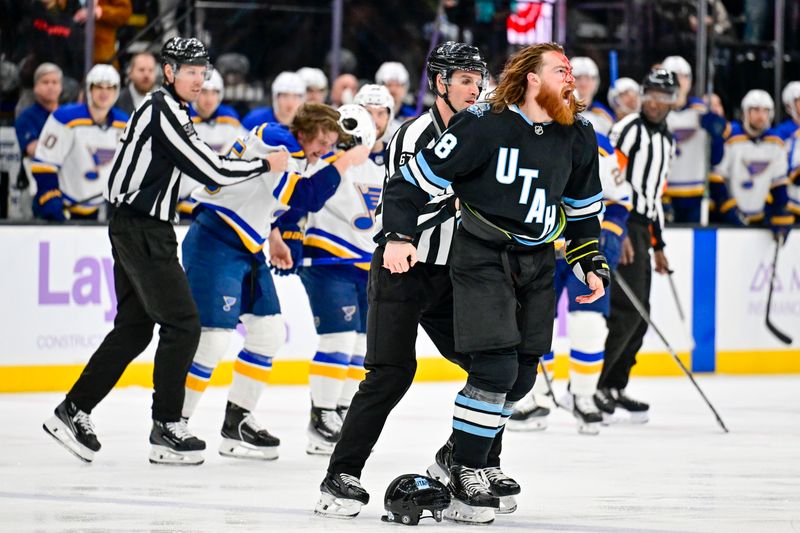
[609,113,675,240]
[106,85,269,222]
[376,105,457,265]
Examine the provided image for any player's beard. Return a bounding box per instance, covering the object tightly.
[535,82,578,126]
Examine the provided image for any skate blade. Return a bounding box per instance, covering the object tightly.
[149,445,204,465]
[218,438,278,461]
[306,430,337,455]
[314,491,361,519]
[426,462,450,484]
[496,495,518,515]
[43,418,95,463]
[443,500,495,524]
[506,418,548,432]
[577,421,601,435]
[627,410,649,424]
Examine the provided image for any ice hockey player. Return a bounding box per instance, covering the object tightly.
[297,67,329,104]
[285,86,392,455]
[381,42,607,523]
[375,61,417,141]
[180,103,369,461]
[709,89,793,242]
[242,71,306,130]
[571,56,615,135]
[509,130,631,435]
[607,77,640,121]
[776,81,800,140]
[660,55,728,223]
[31,64,128,220]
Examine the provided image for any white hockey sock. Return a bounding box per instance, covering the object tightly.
[227,314,284,412]
[309,332,356,409]
[337,333,366,408]
[183,329,231,419]
[567,311,607,396]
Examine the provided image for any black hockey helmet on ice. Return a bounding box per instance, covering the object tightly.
[381,474,451,525]
[161,37,210,67]
[640,68,678,96]
[426,41,488,92]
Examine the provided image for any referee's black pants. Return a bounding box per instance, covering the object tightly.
[599,219,652,390]
[66,205,201,422]
[328,246,469,478]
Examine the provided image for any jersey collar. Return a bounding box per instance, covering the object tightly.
[508,103,552,128]
[429,104,447,137]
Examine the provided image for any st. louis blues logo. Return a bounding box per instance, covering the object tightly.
[352,183,382,230]
[222,296,237,312]
[341,305,357,322]
[743,160,771,177]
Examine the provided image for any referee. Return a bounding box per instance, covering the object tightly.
[43,37,286,465]
[595,69,677,422]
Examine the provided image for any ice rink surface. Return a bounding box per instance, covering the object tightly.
[1,375,799,533]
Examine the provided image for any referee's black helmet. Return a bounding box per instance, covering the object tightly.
[426,41,489,91]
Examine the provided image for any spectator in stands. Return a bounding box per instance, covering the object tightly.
[73,0,132,67]
[330,73,358,107]
[117,51,158,114]
[15,63,62,158]
[23,0,84,82]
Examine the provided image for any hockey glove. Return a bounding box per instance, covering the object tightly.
[33,189,66,221]
[272,224,304,276]
[565,238,611,288]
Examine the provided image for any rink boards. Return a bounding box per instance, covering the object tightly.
[0,225,798,392]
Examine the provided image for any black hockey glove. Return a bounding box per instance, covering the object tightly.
[564,238,610,288]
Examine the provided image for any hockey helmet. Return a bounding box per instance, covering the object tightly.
[376,61,410,87]
[354,83,395,124]
[741,89,774,124]
[297,67,328,90]
[161,37,211,68]
[781,81,800,121]
[640,68,678,102]
[608,77,640,107]
[661,56,692,79]
[202,69,224,99]
[271,71,306,102]
[426,41,488,92]
[337,103,377,149]
[381,474,451,526]
[85,64,121,107]
[571,56,599,79]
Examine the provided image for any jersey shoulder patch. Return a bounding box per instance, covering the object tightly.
[575,113,591,127]
[465,102,491,117]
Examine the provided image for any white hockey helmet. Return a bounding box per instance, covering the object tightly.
[661,56,692,80]
[354,83,395,124]
[781,81,800,121]
[85,64,120,106]
[271,71,306,102]
[202,69,224,99]
[375,61,409,87]
[297,67,328,90]
[608,77,640,111]
[741,89,775,125]
[338,103,377,149]
[570,57,599,79]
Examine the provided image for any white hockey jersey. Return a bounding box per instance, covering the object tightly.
[665,97,711,198]
[786,129,800,216]
[711,124,788,218]
[32,103,128,215]
[583,101,615,136]
[304,150,385,270]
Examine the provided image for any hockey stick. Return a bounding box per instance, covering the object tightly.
[765,241,793,345]
[537,360,561,410]
[666,269,696,350]
[613,271,729,433]
[300,256,370,267]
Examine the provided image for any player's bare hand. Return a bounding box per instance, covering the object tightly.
[268,228,293,269]
[383,241,417,274]
[265,150,289,173]
[654,249,669,275]
[575,272,605,304]
[334,145,371,173]
[619,236,634,265]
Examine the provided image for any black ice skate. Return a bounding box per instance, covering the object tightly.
[483,466,521,514]
[507,393,550,431]
[570,393,603,435]
[149,419,205,465]
[307,406,342,455]
[314,472,370,519]
[218,402,280,461]
[594,387,616,424]
[43,399,101,463]
[425,437,454,484]
[611,388,650,424]
[443,464,499,524]
[336,403,349,422]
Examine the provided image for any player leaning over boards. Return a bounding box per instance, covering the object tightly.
[43,37,275,466]
[180,104,369,462]
[382,42,609,523]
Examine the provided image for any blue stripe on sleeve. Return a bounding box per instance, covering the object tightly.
[415,152,452,189]
[563,192,604,208]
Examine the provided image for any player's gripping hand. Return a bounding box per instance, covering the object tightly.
[265,150,289,174]
[333,144,370,175]
[268,227,293,270]
[575,271,605,304]
[383,240,417,274]
[33,189,66,221]
[271,224,304,276]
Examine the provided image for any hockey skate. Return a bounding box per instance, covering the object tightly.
[560,392,602,435]
[594,387,616,424]
[218,402,280,461]
[307,406,343,455]
[336,404,349,422]
[314,472,369,519]
[483,467,521,514]
[506,393,550,431]
[149,420,205,465]
[443,464,499,524]
[611,388,649,424]
[43,400,101,463]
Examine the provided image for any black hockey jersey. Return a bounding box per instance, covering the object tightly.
[383,103,604,246]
